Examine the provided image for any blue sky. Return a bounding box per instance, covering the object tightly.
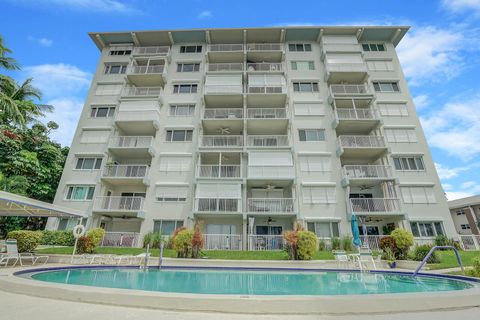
[1,0,479,200]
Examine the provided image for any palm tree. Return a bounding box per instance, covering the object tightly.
[0,35,20,70]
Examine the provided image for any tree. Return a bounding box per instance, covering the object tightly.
[0,35,19,70]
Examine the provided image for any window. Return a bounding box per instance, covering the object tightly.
[288,43,312,52]
[75,157,102,170]
[307,222,339,238]
[378,103,408,117]
[385,128,417,143]
[153,220,184,235]
[173,84,198,94]
[302,186,336,204]
[291,61,315,71]
[109,49,131,56]
[362,43,386,52]
[366,60,394,71]
[95,84,123,96]
[410,221,444,237]
[401,186,437,204]
[461,224,471,230]
[159,156,191,172]
[293,82,319,92]
[293,102,324,116]
[177,63,200,72]
[393,156,425,171]
[166,129,193,142]
[299,129,325,141]
[180,45,202,53]
[104,64,127,74]
[299,155,331,172]
[373,82,399,93]
[169,104,195,116]
[90,106,115,118]
[456,210,465,216]
[66,186,95,201]
[155,186,188,202]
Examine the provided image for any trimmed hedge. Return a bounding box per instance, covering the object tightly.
[7,230,43,252]
[411,245,439,264]
[41,230,75,246]
[296,231,318,260]
[86,228,105,247]
[76,236,95,254]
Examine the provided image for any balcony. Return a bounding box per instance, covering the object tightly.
[195,198,241,213]
[126,62,166,86]
[329,84,371,97]
[203,234,242,250]
[247,108,287,119]
[324,61,368,83]
[207,63,244,73]
[247,43,283,61]
[247,135,289,148]
[101,165,149,186]
[321,43,362,55]
[204,84,243,95]
[342,165,394,186]
[93,196,145,218]
[203,108,243,120]
[337,135,388,159]
[332,108,380,134]
[248,235,284,251]
[207,44,244,62]
[197,165,241,179]
[199,135,243,148]
[108,136,155,159]
[247,198,295,214]
[132,46,170,57]
[247,166,294,179]
[115,101,160,135]
[246,63,283,73]
[121,86,162,99]
[100,232,139,247]
[349,198,401,215]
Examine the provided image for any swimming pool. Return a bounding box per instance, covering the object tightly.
[21,266,475,296]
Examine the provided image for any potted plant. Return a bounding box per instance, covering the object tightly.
[383,248,397,268]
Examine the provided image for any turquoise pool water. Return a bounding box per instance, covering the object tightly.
[29,267,473,296]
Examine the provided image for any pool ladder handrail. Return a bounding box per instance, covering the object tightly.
[158,241,165,269]
[412,245,464,276]
[140,244,150,270]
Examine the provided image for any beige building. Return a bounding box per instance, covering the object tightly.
[46,26,457,250]
[448,195,480,236]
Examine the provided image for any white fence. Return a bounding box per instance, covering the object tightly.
[343,165,393,179]
[247,198,294,213]
[336,108,377,120]
[208,44,244,52]
[247,135,289,147]
[246,62,283,72]
[133,46,170,56]
[338,135,386,148]
[129,65,165,74]
[248,235,284,250]
[247,85,286,94]
[110,136,153,148]
[203,108,243,119]
[460,235,480,250]
[203,234,242,250]
[101,232,139,247]
[199,135,243,147]
[247,43,282,51]
[197,165,241,178]
[204,84,243,94]
[195,198,240,212]
[93,196,144,211]
[350,198,401,213]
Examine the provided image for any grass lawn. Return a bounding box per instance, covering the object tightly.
[36,246,335,260]
[428,250,480,270]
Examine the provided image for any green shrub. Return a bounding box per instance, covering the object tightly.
[76,236,95,254]
[142,232,153,248]
[7,230,43,252]
[318,239,326,251]
[331,237,341,250]
[469,256,480,277]
[41,230,75,246]
[341,236,353,251]
[86,228,105,247]
[173,229,194,258]
[379,236,396,252]
[191,222,204,259]
[391,229,414,259]
[296,231,317,260]
[434,235,450,247]
[152,232,163,249]
[411,245,439,263]
[382,248,396,264]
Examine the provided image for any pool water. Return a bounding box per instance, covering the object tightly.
[28,267,474,296]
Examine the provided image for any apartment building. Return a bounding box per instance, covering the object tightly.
[46,26,457,250]
[449,195,480,236]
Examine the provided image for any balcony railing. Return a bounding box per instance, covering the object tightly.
[207,63,244,72]
[122,86,162,97]
[133,46,170,56]
[246,63,283,72]
[336,108,377,120]
[247,85,285,94]
[197,165,241,178]
[247,135,289,147]
[248,235,284,251]
[100,232,139,247]
[199,135,243,148]
[338,135,386,148]
[208,44,244,52]
[343,165,393,179]
[330,84,370,95]
[326,62,367,72]
[203,234,242,250]
[248,166,294,179]
[102,165,148,178]
[110,136,153,148]
[247,43,282,51]
[204,84,243,94]
[247,198,294,213]
[94,196,144,211]
[203,108,243,119]
[247,108,287,119]
[349,198,400,213]
[196,198,240,212]
[128,65,165,74]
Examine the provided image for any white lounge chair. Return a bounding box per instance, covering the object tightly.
[358,248,377,270]
[0,253,19,267]
[5,239,49,266]
[333,250,350,269]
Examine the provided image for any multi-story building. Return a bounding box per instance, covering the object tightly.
[448,195,480,236]
[46,26,457,250]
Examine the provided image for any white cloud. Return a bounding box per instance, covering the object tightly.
[23,63,92,97]
[435,163,469,180]
[11,0,139,13]
[442,0,480,15]
[28,36,53,47]
[446,191,475,200]
[396,26,464,85]
[421,96,480,159]
[442,183,454,191]
[413,94,429,110]
[198,10,213,19]
[43,98,83,146]
[461,181,477,189]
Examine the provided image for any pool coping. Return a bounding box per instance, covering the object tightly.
[2,265,480,315]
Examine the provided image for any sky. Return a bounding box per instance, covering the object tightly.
[0,0,479,200]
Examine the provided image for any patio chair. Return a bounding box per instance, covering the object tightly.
[5,239,49,266]
[0,253,19,267]
[358,248,377,270]
[332,250,349,269]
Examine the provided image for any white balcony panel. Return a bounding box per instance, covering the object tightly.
[248,151,293,166]
[247,135,289,147]
[247,198,295,213]
[350,198,401,213]
[207,63,243,72]
[204,75,243,94]
[199,135,243,148]
[247,108,286,119]
[203,108,243,119]
[133,46,170,56]
[246,63,283,72]
[208,44,244,52]
[198,165,241,178]
[203,234,242,250]
[248,166,294,179]
[343,165,393,179]
[338,135,386,148]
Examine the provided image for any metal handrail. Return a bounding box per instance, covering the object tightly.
[413,246,464,276]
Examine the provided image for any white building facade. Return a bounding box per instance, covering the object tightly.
[47,26,457,249]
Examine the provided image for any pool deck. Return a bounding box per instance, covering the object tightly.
[1,262,479,316]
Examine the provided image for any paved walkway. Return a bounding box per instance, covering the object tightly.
[0,290,479,320]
